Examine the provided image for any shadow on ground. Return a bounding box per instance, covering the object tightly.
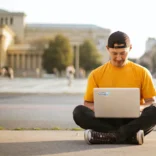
[0,140,136,156]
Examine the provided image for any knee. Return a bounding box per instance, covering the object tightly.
[73,105,87,124]
[142,105,156,116]
[73,105,84,118]
[150,105,156,115]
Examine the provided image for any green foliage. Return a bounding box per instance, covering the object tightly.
[79,40,102,71]
[0,126,4,130]
[42,34,73,73]
[51,127,61,130]
[32,127,41,130]
[14,127,24,130]
[71,127,83,131]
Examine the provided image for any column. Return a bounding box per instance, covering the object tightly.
[38,55,42,69]
[11,54,14,69]
[16,54,20,69]
[22,54,25,69]
[36,55,39,68]
[32,55,37,69]
[0,35,5,68]
[30,55,32,70]
[6,54,11,67]
[27,55,31,70]
[36,55,42,77]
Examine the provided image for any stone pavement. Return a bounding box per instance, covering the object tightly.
[0,77,156,94]
[0,130,156,156]
[0,78,87,94]
[0,78,156,156]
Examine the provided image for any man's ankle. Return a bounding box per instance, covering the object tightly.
[116,128,128,143]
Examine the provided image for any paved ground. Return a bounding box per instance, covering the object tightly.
[0,77,87,94]
[0,77,86,129]
[0,130,156,156]
[0,94,83,129]
[0,78,156,155]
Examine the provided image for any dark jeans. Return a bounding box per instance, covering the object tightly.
[73,105,156,139]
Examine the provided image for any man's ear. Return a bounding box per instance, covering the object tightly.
[130,44,132,51]
[106,46,110,51]
[106,46,111,55]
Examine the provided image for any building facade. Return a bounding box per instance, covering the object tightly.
[0,9,111,77]
[145,38,156,52]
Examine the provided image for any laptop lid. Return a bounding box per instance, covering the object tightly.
[94,88,140,118]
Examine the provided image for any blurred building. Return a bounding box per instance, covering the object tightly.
[145,38,156,52]
[137,38,156,72]
[0,9,111,77]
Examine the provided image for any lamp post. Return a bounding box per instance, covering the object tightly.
[0,35,3,68]
[75,45,79,78]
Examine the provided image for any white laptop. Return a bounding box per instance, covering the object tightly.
[94,88,140,118]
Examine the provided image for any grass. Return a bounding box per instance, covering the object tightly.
[14,127,25,130]
[0,126,83,131]
[71,128,83,131]
[51,127,61,130]
[31,127,41,130]
[0,126,5,130]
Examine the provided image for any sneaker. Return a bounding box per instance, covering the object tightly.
[84,129,118,144]
[127,130,144,145]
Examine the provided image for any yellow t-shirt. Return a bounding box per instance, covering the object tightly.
[84,60,156,105]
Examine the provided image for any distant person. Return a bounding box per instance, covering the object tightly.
[8,67,14,79]
[66,65,75,86]
[1,67,7,77]
[53,68,59,78]
[79,68,86,78]
[22,71,27,77]
[73,31,156,145]
[0,66,14,79]
[35,68,40,78]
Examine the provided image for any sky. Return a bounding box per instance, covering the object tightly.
[1,0,156,58]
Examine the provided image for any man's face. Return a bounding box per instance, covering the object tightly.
[106,44,132,67]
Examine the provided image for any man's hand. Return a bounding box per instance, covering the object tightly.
[140,97,155,112]
[140,105,148,112]
[84,101,94,111]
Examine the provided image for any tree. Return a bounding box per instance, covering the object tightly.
[79,40,102,71]
[42,34,73,73]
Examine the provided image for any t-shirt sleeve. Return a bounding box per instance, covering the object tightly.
[84,71,98,102]
[141,68,156,99]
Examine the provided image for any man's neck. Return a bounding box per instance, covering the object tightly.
[110,60,128,68]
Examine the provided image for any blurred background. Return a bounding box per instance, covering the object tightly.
[0,0,156,130]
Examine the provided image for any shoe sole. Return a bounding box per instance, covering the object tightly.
[136,130,144,145]
[84,130,92,145]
